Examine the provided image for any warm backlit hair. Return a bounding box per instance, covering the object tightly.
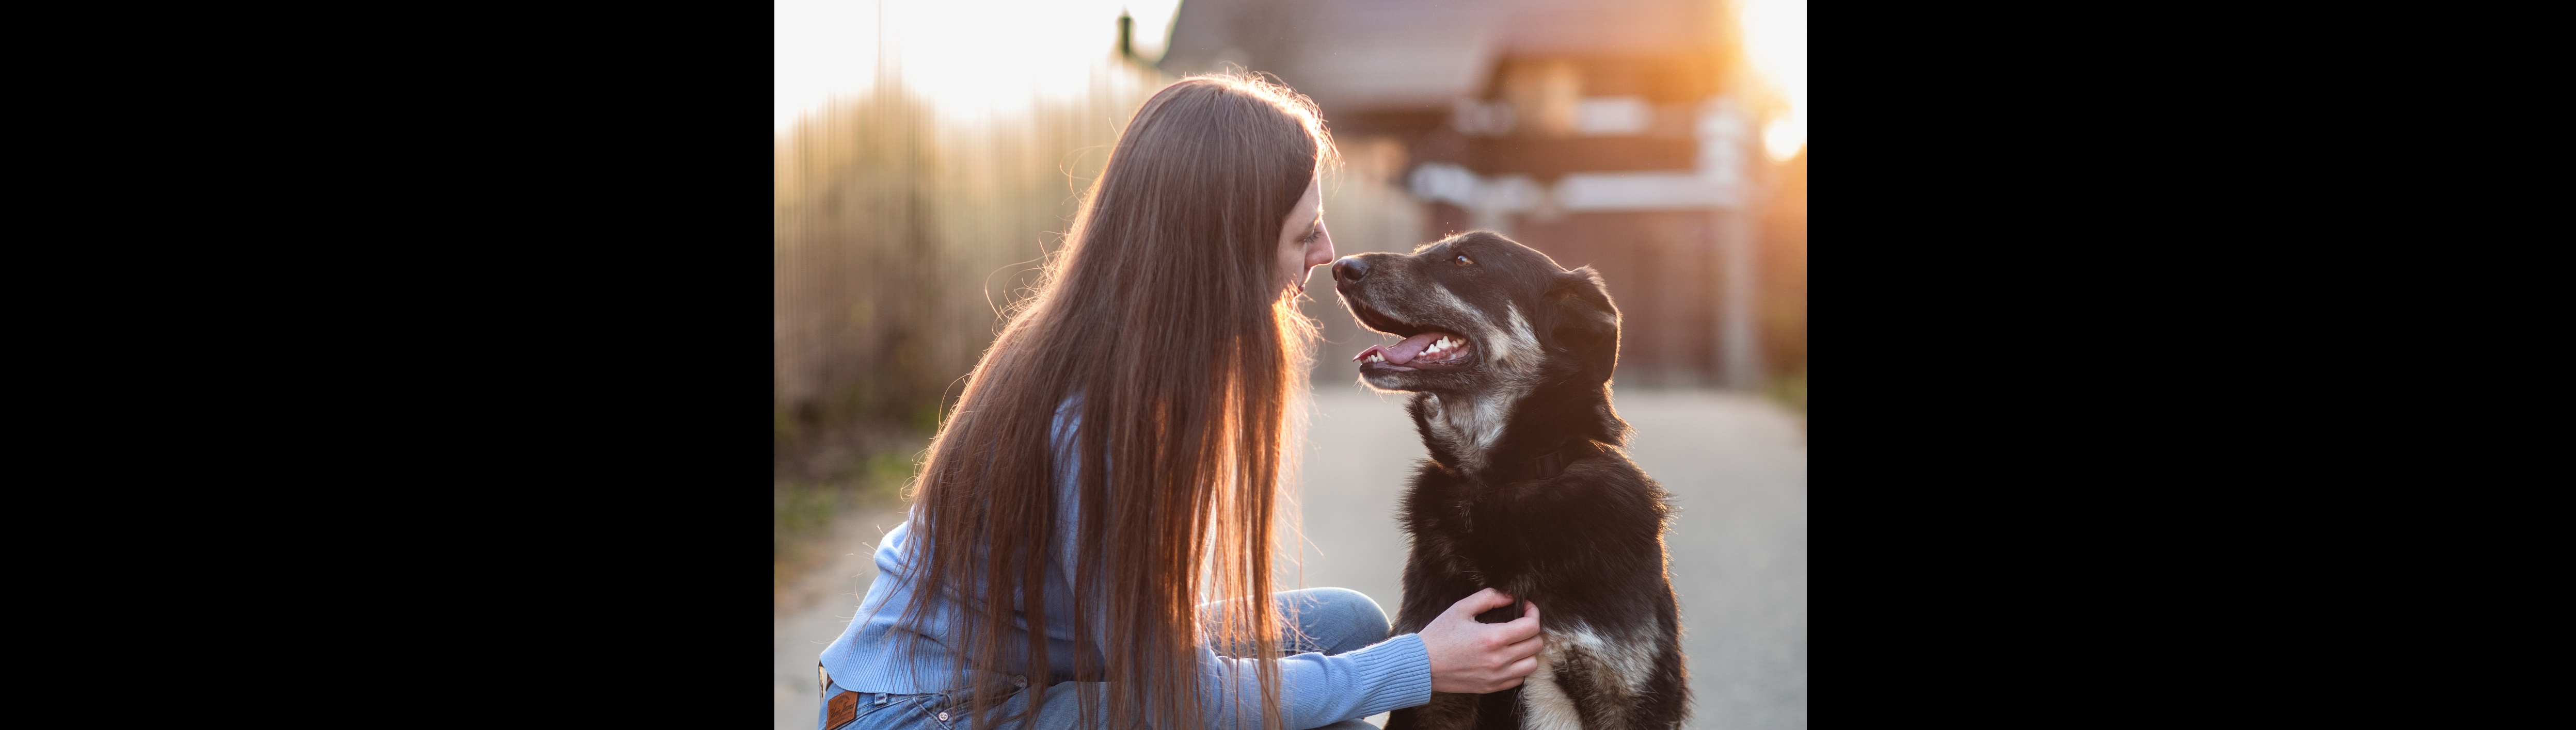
[897,73,1333,730]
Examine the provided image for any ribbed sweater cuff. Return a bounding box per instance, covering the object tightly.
[1346,633,1435,717]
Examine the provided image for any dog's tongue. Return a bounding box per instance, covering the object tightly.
[1381,332,1449,365]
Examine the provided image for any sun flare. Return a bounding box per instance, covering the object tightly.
[1738,0,1807,160]
[774,0,1184,132]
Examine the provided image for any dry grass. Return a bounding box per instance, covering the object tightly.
[772,61,1173,590]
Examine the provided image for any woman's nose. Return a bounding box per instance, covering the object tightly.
[1332,256,1370,283]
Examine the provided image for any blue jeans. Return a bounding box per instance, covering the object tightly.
[821,588,1390,730]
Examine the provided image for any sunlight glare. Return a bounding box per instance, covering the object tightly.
[775,0,1183,132]
[1739,0,1806,160]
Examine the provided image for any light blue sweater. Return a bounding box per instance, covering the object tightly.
[818,400,1434,729]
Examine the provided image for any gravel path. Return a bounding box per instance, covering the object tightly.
[775,386,1807,729]
[775,505,914,730]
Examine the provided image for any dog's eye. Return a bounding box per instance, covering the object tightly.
[1453,254,1474,266]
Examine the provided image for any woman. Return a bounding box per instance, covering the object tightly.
[818,74,1544,730]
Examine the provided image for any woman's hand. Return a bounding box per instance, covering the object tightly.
[1420,588,1546,693]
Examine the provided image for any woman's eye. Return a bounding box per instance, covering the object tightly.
[1454,254,1474,266]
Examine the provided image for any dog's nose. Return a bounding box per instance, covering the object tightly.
[1333,256,1371,283]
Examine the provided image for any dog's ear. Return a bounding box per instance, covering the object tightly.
[1546,266,1620,378]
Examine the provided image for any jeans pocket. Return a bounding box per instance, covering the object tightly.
[832,691,942,730]
[912,690,1027,730]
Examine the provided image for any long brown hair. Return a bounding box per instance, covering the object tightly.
[898,73,1333,729]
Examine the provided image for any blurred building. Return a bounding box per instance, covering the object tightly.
[1162,0,1798,388]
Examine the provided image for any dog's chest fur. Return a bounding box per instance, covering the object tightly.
[1389,404,1689,730]
[1400,432,1666,613]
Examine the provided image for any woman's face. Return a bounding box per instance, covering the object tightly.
[1276,176,1336,298]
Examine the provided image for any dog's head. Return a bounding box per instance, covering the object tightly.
[1332,231,1619,394]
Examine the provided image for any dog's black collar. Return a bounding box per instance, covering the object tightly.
[1462,439,1602,534]
[1521,438,1603,482]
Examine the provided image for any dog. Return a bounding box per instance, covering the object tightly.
[1331,231,1687,730]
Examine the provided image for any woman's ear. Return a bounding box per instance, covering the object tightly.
[1547,266,1620,377]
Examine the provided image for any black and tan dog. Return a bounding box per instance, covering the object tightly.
[1331,232,1687,730]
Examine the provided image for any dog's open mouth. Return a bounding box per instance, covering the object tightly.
[1353,331,1477,371]
[1345,298,1477,371]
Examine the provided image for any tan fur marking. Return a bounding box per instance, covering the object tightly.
[1521,623,1663,729]
[1422,304,1545,474]
[1521,654,1587,730]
